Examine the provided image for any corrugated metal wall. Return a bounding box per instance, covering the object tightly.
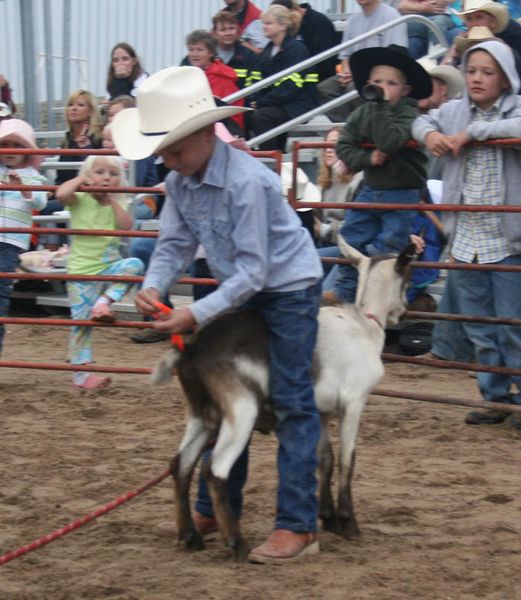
[1,0,347,112]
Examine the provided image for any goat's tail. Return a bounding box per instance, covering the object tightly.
[150,348,181,385]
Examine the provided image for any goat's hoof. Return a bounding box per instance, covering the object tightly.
[227,537,250,562]
[321,515,342,534]
[339,518,361,540]
[183,530,206,551]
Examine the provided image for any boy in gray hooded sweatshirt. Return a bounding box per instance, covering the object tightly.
[412,40,521,430]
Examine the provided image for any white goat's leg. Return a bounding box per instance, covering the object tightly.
[318,414,340,533]
[204,394,258,561]
[337,400,364,539]
[171,416,212,551]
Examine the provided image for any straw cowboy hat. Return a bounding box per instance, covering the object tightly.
[0,118,43,169]
[454,25,501,53]
[280,162,320,212]
[455,0,509,33]
[416,58,465,99]
[349,44,432,100]
[111,66,251,160]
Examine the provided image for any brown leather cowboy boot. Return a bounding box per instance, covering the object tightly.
[248,529,319,565]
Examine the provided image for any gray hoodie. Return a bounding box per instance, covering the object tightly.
[412,41,521,255]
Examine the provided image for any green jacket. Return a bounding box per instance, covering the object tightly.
[336,97,426,190]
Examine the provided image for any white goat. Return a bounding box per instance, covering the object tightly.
[152,238,415,560]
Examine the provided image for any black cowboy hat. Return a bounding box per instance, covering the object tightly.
[350,44,433,100]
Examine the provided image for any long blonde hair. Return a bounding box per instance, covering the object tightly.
[317,127,353,189]
[64,89,102,138]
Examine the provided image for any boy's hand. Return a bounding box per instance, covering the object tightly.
[370,149,388,166]
[424,131,453,157]
[135,288,161,316]
[152,306,196,334]
[446,130,470,157]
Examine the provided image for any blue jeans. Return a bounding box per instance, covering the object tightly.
[195,282,321,533]
[407,14,459,59]
[334,187,419,302]
[0,243,23,354]
[318,245,341,292]
[452,255,521,405]
[431,268,475,362]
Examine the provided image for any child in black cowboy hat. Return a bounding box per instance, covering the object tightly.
[323,44,432,305]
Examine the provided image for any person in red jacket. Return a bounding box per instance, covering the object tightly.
[185,29,245,133]
[223,0,269,54]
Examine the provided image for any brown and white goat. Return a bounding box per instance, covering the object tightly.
[152,238,415,560]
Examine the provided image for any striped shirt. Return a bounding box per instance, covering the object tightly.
[452,101,508,264]
[0,165,48,250]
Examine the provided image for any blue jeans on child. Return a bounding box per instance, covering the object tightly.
[318,245,341,291]
[0,242,23,354]
[195,281,322,533]
[451,255,521,405]
[431,268,475,362]
[334,187,419,302]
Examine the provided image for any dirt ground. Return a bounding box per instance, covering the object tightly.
[1,313,520,600]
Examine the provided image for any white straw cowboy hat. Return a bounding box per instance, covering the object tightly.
[455,0,509,33]
[416,58,465,99]
[453,25,501,53]
[111,66,251,160]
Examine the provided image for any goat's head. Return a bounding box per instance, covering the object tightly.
[338,236,415,326]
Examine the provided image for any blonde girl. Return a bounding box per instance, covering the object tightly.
[56,156,143,389]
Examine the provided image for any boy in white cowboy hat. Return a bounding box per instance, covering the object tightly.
[112,66,323,564]
[417,57,465,112]
[323,45,432,304]
[0,118,48,356]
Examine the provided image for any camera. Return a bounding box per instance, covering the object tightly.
[361,83,384,102]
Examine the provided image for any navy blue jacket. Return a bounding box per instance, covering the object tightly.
[251,35,318,119]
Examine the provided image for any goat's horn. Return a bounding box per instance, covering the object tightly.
[395,243,416,273]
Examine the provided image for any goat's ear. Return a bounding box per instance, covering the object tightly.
[395,243,416,273]
[338,235,365,266]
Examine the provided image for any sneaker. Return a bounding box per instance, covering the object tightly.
[130,328,170,344]
[90,303,116,322]
[464,408,511,425]
[248,529,319,565]
[73,374,111,390]
[155,511,219,540]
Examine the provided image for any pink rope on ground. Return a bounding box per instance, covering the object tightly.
[0,468,171,567]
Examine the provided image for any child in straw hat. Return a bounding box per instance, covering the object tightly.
[111,65,323,564]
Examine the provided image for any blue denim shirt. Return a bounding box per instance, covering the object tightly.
[143,138,322,325]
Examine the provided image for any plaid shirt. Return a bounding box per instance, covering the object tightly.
[451,100,509,264]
